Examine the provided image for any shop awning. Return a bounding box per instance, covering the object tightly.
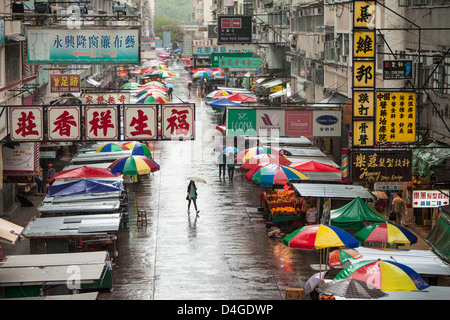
[269,86,291,100]
[260,79,283,89]
[425,212,450,261]
[292,183,375,200]
[6,34,26,42]
[311,93,350,108]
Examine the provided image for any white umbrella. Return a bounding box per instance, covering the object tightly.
[187,177,207,184]
[304,271,328,294]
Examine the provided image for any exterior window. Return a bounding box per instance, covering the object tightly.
[5,43,21,85]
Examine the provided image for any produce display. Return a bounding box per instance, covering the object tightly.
[264,189,302,221]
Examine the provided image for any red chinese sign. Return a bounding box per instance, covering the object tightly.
[123,105,157,140]
[9,107,43,141]
[47,107,81,141]
[161,105,195,139]
[50,74,81,93]
[85,106,119,140]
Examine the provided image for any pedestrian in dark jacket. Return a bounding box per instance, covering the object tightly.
[186,180,200,216]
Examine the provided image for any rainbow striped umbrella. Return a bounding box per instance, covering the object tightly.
[329,248,363,268]
[283,224,360,250]
[108,155,159,175]
[236,146,281,164]
[96,142,128,152]
[355,222,418,245]
[250,164,308,187]
[334,259,429,291]
[150,70,176,78]
[130,142,152,157]
[137,95,168,104]
[192,70,213,78]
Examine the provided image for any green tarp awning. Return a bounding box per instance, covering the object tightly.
[330,197,388,230]
[413,142,450,178]
[426,212,450,262]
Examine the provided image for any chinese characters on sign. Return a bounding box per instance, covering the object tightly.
[352,1,376,148]
[7,104,196,142]
[83,93,129,105]
[350,150,412,182]
[123,105,157,140]
[50,74,81,93]
[218,57,262,69]
[412,190,449,208]
[376,92,416,142]
[161,105,195,140]
[27,28,140,64]
[47,107,81,141]
[85,106,119,140]
[383,60,413,80]
[9,107,43,141]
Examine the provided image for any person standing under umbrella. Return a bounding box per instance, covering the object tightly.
[217,153,226,179]
[167,87,173,100]
[187,180,200,217]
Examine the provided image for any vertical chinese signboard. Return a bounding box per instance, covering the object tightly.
[161,105,195,140]
[47,106,81,141]
[352,1,376,148]
[9,107,43,141]
[85,106,119,141]
[375,92,416,142]
[123,105,157,140]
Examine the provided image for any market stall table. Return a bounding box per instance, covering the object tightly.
[23,214,121,261]
[0,251,112,298]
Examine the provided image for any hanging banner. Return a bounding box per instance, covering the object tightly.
[26,27,140,64]
[47,106,81,141]
[284,110,314,137]
[353,1,376,29]
[123,105,157,140]
[256,109,285,136]
[227,108,257,136]
[353,120,375,147]
[161,105,195,140]
[350,150,412,182]
[312,110,342,137]
[9,107,43,141]
[353,90,375,118]
[354,31,375,58]
[412,190,449,208]
[353,61,375,88]
[376,91,416,142]
[85,106,119,141]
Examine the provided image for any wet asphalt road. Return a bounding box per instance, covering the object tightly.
[97,61,318,300]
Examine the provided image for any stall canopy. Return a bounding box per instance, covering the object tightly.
[330,197,388,230]
[48,179,124,197]
[292,184,375,200]
[425,212,450,261]
[54,165,119,180]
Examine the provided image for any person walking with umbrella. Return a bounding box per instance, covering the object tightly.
[392,192,406,226]
[187,180,200,217]
[217,153,226,179]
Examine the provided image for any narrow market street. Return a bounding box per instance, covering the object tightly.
[97,61,318,300]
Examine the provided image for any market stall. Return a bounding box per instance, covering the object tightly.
[23,214,121,261]
[0,251,112,298]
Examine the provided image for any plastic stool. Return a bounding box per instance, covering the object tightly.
[137,209,147,226]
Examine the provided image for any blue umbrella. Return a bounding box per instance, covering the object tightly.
[205,98,241,108]
[166,83,174,88]
[171,48,183,54]
[222,147,239,154]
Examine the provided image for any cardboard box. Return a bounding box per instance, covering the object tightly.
[286,288,303,300]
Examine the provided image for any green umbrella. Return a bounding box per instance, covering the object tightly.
[121,82,139,89]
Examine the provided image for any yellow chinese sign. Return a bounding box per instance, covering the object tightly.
[353,61,375,88]
[50,74,81,93]
[354,1,376,29]
[376,92,416,142]
[353,90,374,117]
[353,120,374,147]
[354,31,375,58]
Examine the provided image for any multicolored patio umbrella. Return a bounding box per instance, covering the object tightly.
[250,164,309,187]
[109,155,160,175]
[205,98,240,110]
[137,95,167,104]
[135,88,167,98]
[212,70,224,77]
[329,248,363,268]
[355,222,418,245]
[334,259,429,291]
[139,81,165,88]
[96,142,128,152]
[150,70,176,78]
[192,70,213,78]
[240,154,292,171]
[130,142,152,157]
[206,90,234,99]
[121,82,139,89]
[236,146,282,164]
[282,224,360,250]
[53,166,118,180]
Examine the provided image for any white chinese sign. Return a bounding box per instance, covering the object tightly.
[123,105,157,140]
[85,106,119,140]
[2,142,37,173]
[313,110,342,137]
[48,106,81,141]
[161,105,195,140]
[83,92,130,105]
[9,107,43,141]
[412,190,449,208]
